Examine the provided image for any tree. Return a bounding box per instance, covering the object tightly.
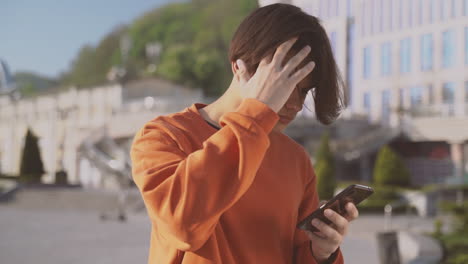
[315,132,336,200]
[19,128,45,183]
[373,145,411,187]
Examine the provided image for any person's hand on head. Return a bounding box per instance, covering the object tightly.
[306,202,359,262]
[235,37,315,113]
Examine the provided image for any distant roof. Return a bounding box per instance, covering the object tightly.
[122,77,199,101]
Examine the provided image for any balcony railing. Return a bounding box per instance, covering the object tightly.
[407,104,465,118]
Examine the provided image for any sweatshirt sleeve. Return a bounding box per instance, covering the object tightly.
[130,98,279,252]
[293,156,344,264]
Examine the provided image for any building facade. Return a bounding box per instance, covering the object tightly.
[0,79,204,188]
[259,0,468,186]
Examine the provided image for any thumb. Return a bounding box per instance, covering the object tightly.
[236,59,250,83]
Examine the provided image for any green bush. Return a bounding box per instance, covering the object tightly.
[19,128,45,184]
[315,132,336,200]
[373,145,410,187]
[433,202,468,263]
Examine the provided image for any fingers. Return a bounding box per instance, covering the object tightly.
[289,61,315,83]
[282,45,311,76]
[309,218,342,244]
[323,209,348,236]
[271,37,298,68]
[345,202,359,221]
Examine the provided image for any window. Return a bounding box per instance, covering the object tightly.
[380,0,384,32]
[320,0,326,18]
[441,0,447,21]
[400,38,412,73]
[370,0,375,34]
[335,0,339,16]
[389,0,393,31]
[347,0,353,17]
[408,0,413,27]
[418,0,424,25]
[442,30,456,68]
[442,82,455,115]
[381,42,392,76]
[428,85,434,104]
[465,0,468,16]
[330,32,337,57]
[410,86,423,107]
[364,46,372,79]
[364,92,371,114]
[399,0,403,29]
[429,0,436,23]
[421,34,433,71]
[399,88,404,107]
[452,0,457,18]
[382,90,391,123]
[361,2,366,36]
[465,81,468,102]
[465,27,468,65]
[347,23,355,106]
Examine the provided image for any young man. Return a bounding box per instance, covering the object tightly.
[131,4,358,264]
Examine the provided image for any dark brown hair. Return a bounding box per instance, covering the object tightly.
[229,3,345,125]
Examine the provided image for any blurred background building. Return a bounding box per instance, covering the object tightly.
[0,78,203,188]
[260,0,468,187]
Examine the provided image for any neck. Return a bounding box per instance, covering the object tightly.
[199,79,241,127]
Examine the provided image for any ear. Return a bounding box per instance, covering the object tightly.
[232,59,251,84]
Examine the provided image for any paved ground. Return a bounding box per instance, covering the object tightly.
[0,188,444,264]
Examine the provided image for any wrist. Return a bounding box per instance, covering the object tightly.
[309,241,331,263]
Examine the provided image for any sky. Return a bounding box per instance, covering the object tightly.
[0,0,184,78]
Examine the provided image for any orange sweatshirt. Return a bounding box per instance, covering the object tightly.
[131,99,344,264]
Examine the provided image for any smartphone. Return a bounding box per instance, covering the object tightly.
[297,184,374,232]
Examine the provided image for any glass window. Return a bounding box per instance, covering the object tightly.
[381,42,392,76]
[465,81,468,102]
[399,0,403,29]
[428,85,434,104]
[442,82,455,116]
[429,0,436,22]
[380,0,384,32]
[442,30,456,68]
[382,90,391,122]
[465,0,468,16]
[361,2,366,36]
[364,46,372,79]
[389,0,393,31]
[364,92,371,114]
[399,88,404,107]
[320,0,325,18]
[335,0,340,16]
[452,0,457,18]
[330,32,337,57]
[418,0,424,25]
[408,0,413,27]
[421,34,433,71]
[410,86,423,107]
[400,38,412,73]
[347,0,353,17]
[347,23,355,106]
[370,0,375,34]
[442,82,455,104]
[465,27,468,65]
[441,0,447,20]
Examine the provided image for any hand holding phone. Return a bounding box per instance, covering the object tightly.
[297,184,374,232]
